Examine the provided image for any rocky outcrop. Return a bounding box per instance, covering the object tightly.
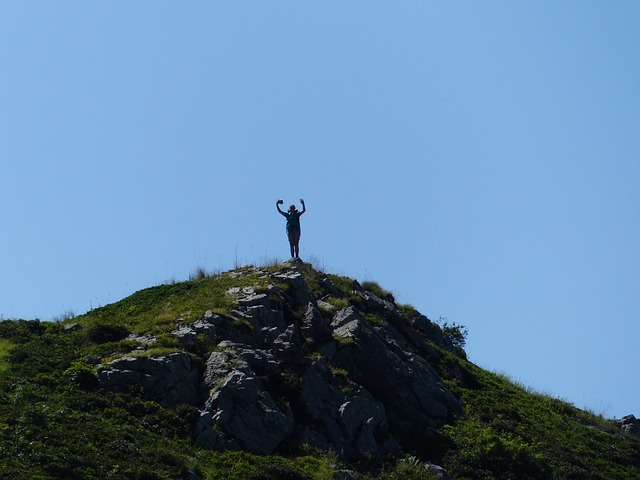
[97,262,462,462]
[618,415,640,436]
[330,306,460,452]
[97,352,201,408]
[199,342,294,454]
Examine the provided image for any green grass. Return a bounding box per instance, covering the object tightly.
[361,280,394,301]
[324,296,348,311]
[74,269,273,339]
[192,450,339,480]
[0,338,12,375]
[438,352,640,479]
[363,312,387,327]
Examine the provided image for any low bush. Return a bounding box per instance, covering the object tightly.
[87,323,130,343]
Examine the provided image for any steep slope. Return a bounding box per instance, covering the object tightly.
[0,260,638,479]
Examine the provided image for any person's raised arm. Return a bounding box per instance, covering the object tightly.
[276,199,287,216]
[299,198,306,215]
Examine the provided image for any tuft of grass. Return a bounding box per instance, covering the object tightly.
[325,297,349,311]
[52,309,76,322]
[364,312,387,327]
[332,332,354,348]
[361,280,394,301]
[305,255,327,274]
[257,256,284,268]
[189,266,216,281]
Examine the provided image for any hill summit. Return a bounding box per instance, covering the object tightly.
[1,260,639,479]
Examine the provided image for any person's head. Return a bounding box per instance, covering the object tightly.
[288,205,297,212]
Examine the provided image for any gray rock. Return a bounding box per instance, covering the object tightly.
[225,285,287,346]
[355,290,403,322]
[331,305,361,330]
[321,276,342,297]
[126,333,158,345]
[410,314,454,352]
[338,393,387,455]
[273,324,306,364]
[273,271,313,305]
[297,360,388,458]
[172,310,226,348]
[331,307,461,447]
[184,469,202,480]
[317,299,336,313]
[226,286,270,308]
[200,344,293,454]
[618,414,640,436]
[298,361,348,449]
[195,411,226,450]
[98,352,200,407]
[62,323,82,332]
[335,471,358,480]
[302,302,332,343]
[424,463,451,480]
[246,305,285,331]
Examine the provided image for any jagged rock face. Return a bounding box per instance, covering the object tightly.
[97,352,201,408]
[97,262,461,461]
[199,344,294,454]
[331,306,460,439]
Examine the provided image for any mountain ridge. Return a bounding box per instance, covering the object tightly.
[1,259,638,479]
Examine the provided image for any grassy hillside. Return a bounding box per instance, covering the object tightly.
[0,262,638,479]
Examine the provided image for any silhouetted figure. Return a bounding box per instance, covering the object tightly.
[276,198,306,258]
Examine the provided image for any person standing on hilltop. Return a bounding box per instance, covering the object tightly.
[276,198,306,258]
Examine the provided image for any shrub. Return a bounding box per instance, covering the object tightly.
[374,456,438,480]
[437,317,468,349]
[87,324,130,343]
[63,362,99,390]
[444,418,550,479]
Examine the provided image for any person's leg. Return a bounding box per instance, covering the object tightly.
[293,230,301,258]
[287,231,296,258]
[288,230,301,258]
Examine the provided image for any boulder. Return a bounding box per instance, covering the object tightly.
[98,352,200,407]
[199,344,293,454]
[226,286,270,308]
[272,270,313,305]
[424,463,451,480]
[173,310,225,348]
[618,414,640,436]
[225,286,287,346]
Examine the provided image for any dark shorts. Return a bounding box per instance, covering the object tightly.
[287,229,301,243]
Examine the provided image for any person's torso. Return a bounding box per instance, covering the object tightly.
[286,211,301,230]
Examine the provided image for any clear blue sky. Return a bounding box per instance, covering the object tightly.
[1,2,638,419]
